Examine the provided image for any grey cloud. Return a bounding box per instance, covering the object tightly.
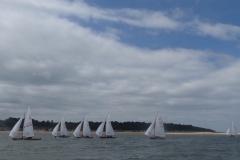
[0,0,240,131]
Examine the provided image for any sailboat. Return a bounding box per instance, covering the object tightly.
[226,122,238,137]
[52,117,70,138]
[96,114,116,138]
[145,112,166,139]
[9,107,42,140]
[73,114,93,138]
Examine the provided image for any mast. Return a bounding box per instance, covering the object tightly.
[22,112,25,138]
[82,115,85,137]
[153,113,158,137]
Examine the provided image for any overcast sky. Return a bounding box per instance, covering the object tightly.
[1,0,240,132]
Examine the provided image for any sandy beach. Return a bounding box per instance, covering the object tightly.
[1,130,229,135]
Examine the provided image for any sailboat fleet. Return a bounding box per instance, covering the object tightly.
[9,108,238,140]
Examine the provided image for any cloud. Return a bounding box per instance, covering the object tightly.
[190,20,240,40]
[3,0,240,42]
[1,0,240,131]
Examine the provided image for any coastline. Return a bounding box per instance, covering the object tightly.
[1,130,230,135]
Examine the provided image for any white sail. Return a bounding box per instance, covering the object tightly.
[60,117,68,136]
[226,127,230,135]
[106,114,115,136]
[73,122,83,137]
[145,119,155,136]
[155,114,166,138]
[226,122,238,136]
[83,114,91,136]
[230,122,238,136]
[23,107,34,137]
[52,122,60,136]
[96,121,105,136]
[9,117,23,138]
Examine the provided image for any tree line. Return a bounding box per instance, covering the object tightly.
[1,117,215,132]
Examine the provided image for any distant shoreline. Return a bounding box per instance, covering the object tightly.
[1,130,232,135]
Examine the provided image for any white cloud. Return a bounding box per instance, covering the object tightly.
[191,20,240,40]
[2,0,240,42]
[0,0,240,131]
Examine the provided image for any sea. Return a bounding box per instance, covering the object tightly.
[0,133,239,160]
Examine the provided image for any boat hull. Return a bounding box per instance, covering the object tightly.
[229,135,237,137]
[55,136,71,138]
[75,136,93,138]
[12,137,42,140]
[150,136,165,139]
[100,136,116,139]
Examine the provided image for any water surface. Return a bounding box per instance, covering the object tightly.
[0,134,239,160]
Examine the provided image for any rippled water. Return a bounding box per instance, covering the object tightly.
[0,134,239,160]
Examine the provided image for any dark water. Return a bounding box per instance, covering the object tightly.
[0,134,239,160]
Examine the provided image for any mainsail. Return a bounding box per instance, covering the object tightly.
[106,114,115,136]
[82,114,91,137]
[154,113,166,137]
[23,107,34,137]
[60,117,68,136]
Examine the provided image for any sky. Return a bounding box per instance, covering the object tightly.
[1,0,240,132]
